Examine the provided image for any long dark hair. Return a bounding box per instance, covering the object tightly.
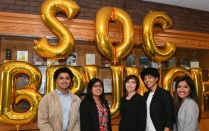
[173,75,201,122]
[85,78,106,104]
[123,75,140,95]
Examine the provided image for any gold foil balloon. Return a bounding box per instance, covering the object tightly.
[125,67,147,96]
[163,67,191,96]
[0,61,42,125]
[142,11,176,63]
[46,66,85,96]
[203,82,209,111]
[191,68,203,111]
[34,0,80,60]
[203,82,209,94]
[95,7,134,65]
[125,67,139,75]
[110,65,124,118]
[84,65,99,84]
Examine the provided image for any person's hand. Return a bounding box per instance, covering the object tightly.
[164,127,171,131]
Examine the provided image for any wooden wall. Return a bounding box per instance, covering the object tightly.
[1,0,209,34]
[1,12,209,130]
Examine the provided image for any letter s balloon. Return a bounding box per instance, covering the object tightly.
[34,0,80,60]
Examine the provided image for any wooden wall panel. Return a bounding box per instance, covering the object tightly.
[1,12,209,130]
[0,36,34,63]
[1,12,209,49]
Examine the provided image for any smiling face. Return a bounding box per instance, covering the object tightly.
[56,72,71,94]
[143,75,158,92]
[125,78,137,94]
[177,80,191,100]
[91,81,103,97]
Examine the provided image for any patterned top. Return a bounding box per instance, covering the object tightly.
[96,103,109,131]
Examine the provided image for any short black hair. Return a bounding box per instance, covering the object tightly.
[140,67,160,82]
[53,67,73,80]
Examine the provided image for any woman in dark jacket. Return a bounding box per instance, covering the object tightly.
[141,67,174,131]
[119,75,147,131]
[80,78,112,131]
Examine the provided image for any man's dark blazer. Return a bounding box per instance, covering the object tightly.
[144,87,174,131]
[80,97,112,131]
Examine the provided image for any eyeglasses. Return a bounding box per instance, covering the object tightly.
[93,85,102,88]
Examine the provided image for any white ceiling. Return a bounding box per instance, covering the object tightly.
[143,0,209,12]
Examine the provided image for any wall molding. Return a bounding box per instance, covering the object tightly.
[1,12,209,49]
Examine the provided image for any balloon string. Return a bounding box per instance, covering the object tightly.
[16,125,20,131]
[132,49,135,56]
[158,63,161,70]
[158,63,163,87]
[47,59,56,67]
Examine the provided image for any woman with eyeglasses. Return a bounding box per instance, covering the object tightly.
[80,78,112,131]
[119,75,147,131]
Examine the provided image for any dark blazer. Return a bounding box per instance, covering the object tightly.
[80,97,112,131]
[119,93,146,131]
[144,87,174,131]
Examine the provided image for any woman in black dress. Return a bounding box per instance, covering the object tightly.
[80,78,112,131]
[119,75,146,131]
